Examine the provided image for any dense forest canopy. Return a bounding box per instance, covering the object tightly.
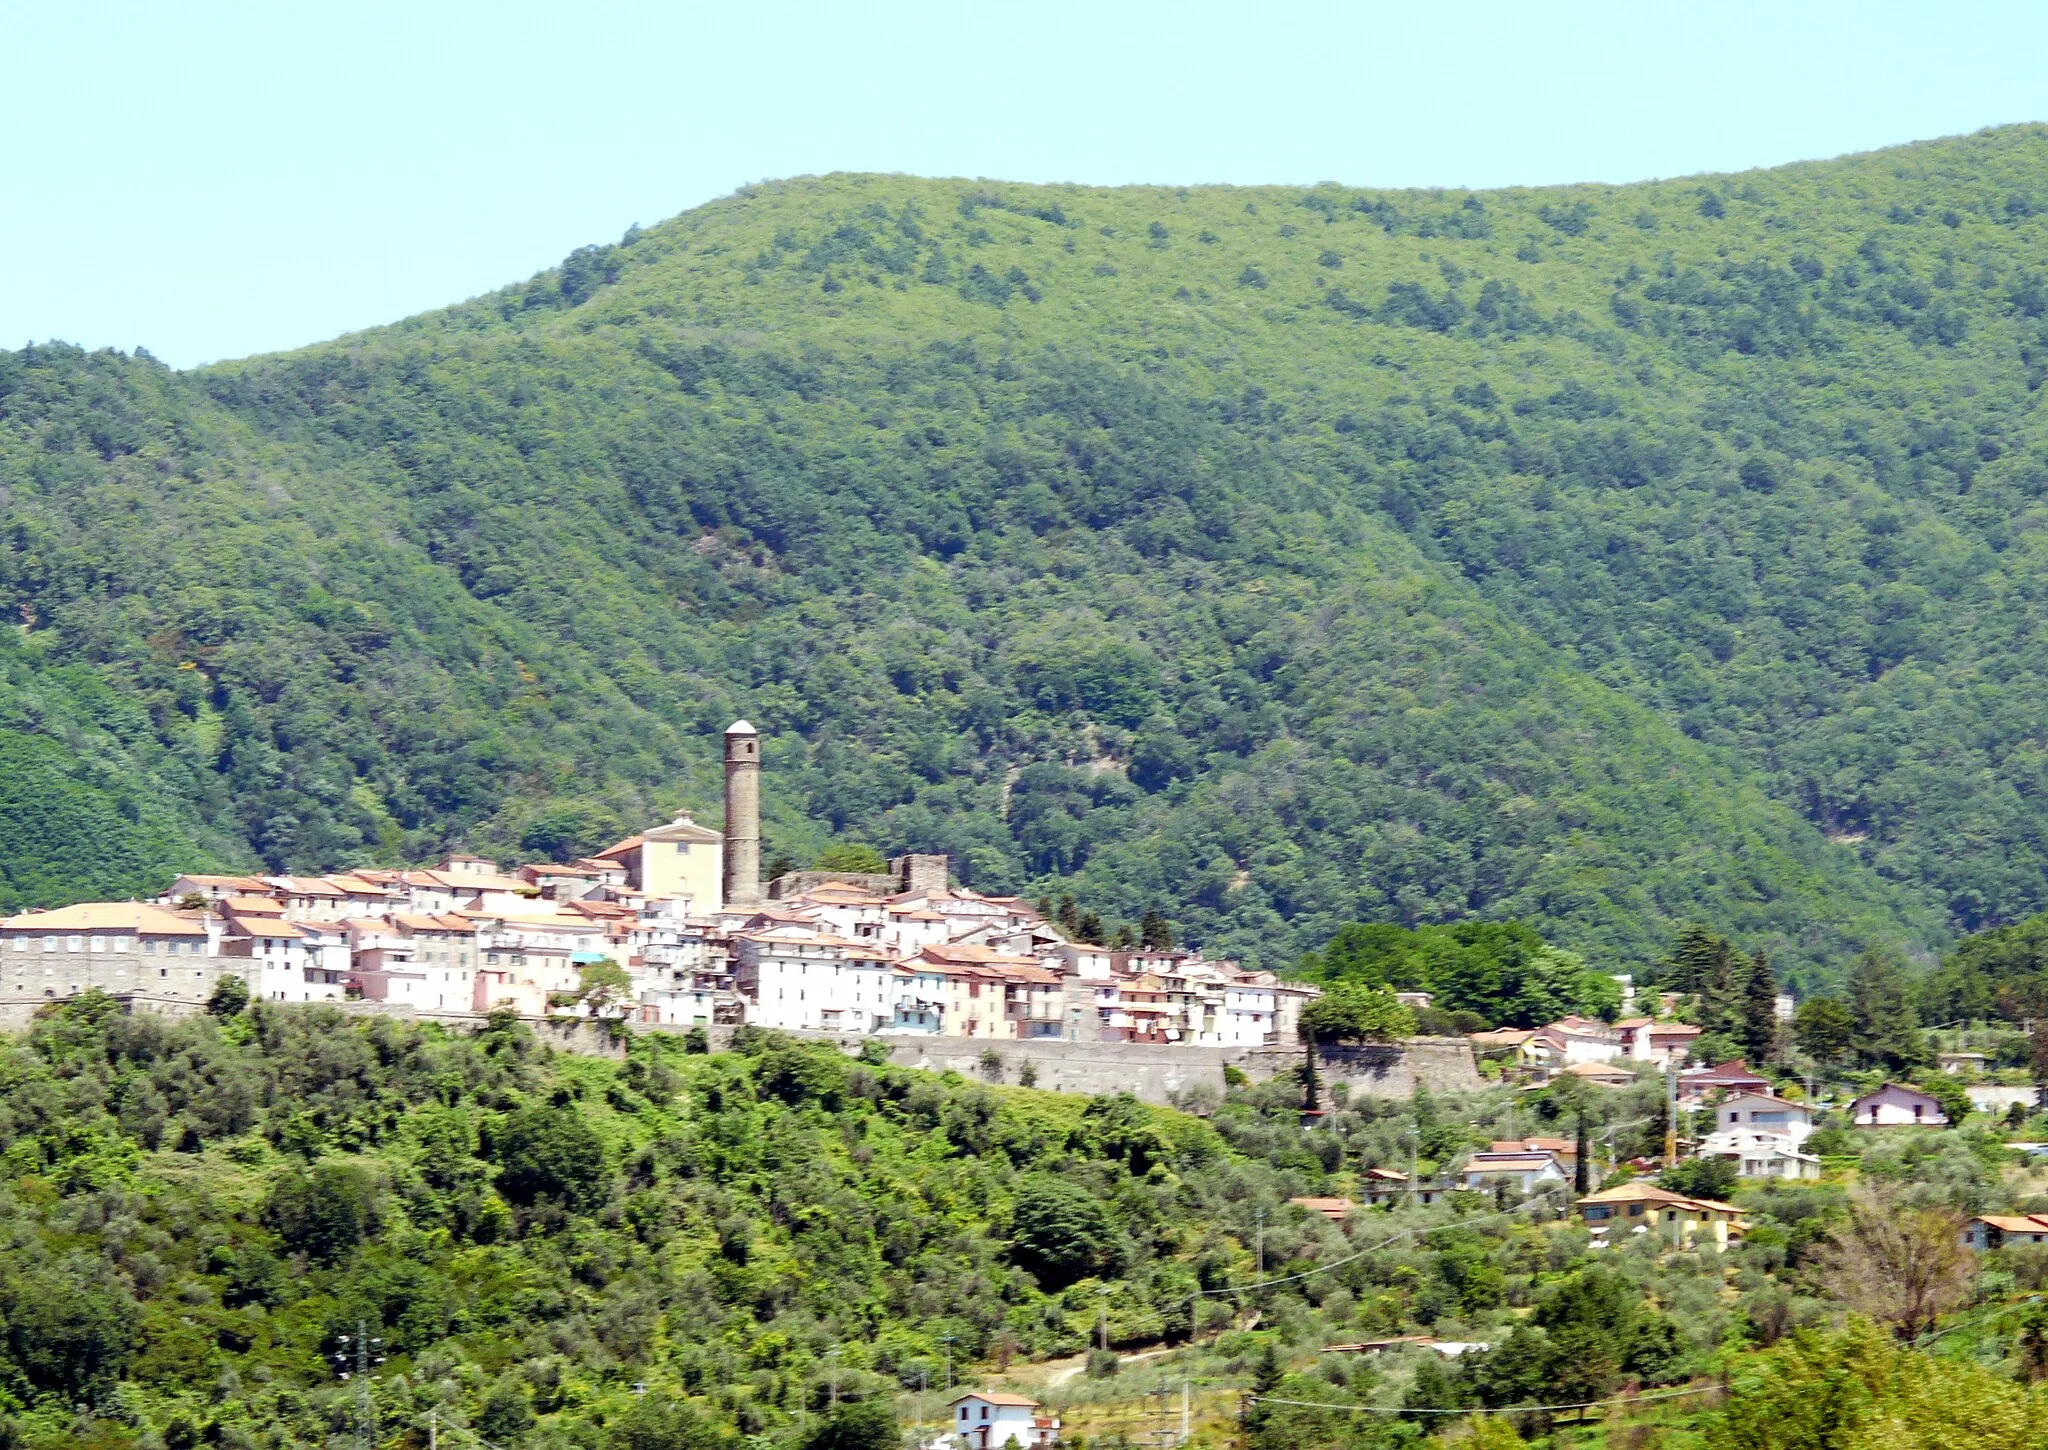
[15,127,2048,979]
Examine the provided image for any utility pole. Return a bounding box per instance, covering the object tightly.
[941,1333,957,1395]
[1182,1380,1191,1446]
[1663,1058,1679,1166]
[1253,1207,1265,1278]
[429,1408,438,1450]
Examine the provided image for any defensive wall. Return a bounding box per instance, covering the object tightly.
[0,992,1480,1104]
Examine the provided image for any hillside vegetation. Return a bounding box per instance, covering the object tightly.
[15,127,2048,977]
[5,1000,2048,1450]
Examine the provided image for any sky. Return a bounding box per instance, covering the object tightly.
[7,0,2048,368]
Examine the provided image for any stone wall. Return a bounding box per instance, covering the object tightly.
[0,947,219,1014]
[790,1033,1481,1105]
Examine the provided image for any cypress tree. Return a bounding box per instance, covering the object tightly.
[1742,950,1780,1062]
[1058,895,1081,937]
[1669,924,1725,997]
[1140,909,1174,951]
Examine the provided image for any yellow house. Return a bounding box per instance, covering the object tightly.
[1576,1182,1748,1250]
[594,812,724,910]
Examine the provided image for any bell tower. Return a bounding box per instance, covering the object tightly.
[722,720,762,909]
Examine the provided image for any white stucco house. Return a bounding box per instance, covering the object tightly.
[949,1393,1057,1449]
[1696,1128,1822,1179]
[1714,1092,1813,1146]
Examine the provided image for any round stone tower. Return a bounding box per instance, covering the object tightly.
[722,720,762,909]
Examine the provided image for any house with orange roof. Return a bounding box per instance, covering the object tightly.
[263,876,354,922]
[1576,1182,1748,1250]
[1620,1020,1702,1065]
[949,1392,1057,1450]
[1964,1214,2048,1250]
[517,862,605,902]
[222,905,348,1003]
[160,873,271,906]
[349,914,479,1011]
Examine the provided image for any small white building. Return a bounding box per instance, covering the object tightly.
[1529,1016,1626,1066]
[1696,1128,1822,1179]
[949,1393,1057,1450]
[734,926,895,1034]
[1462,1150,1567,1194]
[1848,1082,1948,1127]
[1221,976,1277,1046]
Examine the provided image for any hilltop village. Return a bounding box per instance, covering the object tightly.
[0,723,1319,1048]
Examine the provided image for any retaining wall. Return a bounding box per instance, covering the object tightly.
[0,993,1480,1104]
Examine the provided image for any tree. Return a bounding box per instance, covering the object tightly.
[1658,1155,1738,1202]
[1741,950,1780,1062]
[1808,1184,1971,1339]
[1009,1175,1122,1289]
[1297,981,1416,1044]
[2033,1021,2048,1108]
[520,802,618,863]
[816,842,887,873]
[1669,924,1729,998]
[1245,1341,1286,1445]
[575,959,634,1015]
[478,1381,537,1445]
[1914,1073,1971,1127]
[1795,995,1854,1064]
[263,1161,378,1264]
[802,1402,897,1450]
[1139,909,1174,951]
[1846,949,1928,1070]
[491,1105,608,1211]
[207,972,250,1018]
[0,1264,135,1397]
[608,1393,720,1450]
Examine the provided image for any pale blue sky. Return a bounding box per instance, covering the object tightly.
[7,1,2046,367]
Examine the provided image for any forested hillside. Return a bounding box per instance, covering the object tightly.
[14,126,2048,978]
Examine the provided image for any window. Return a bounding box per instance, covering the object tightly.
[90,936,105,952]
[7,939,19,953]
[67,936,82,953]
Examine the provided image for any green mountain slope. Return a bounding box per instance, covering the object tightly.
[16,126,2048,978]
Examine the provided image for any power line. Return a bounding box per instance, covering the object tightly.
[1188,1198,1561,1303]
[1247,1381,1727,1417]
